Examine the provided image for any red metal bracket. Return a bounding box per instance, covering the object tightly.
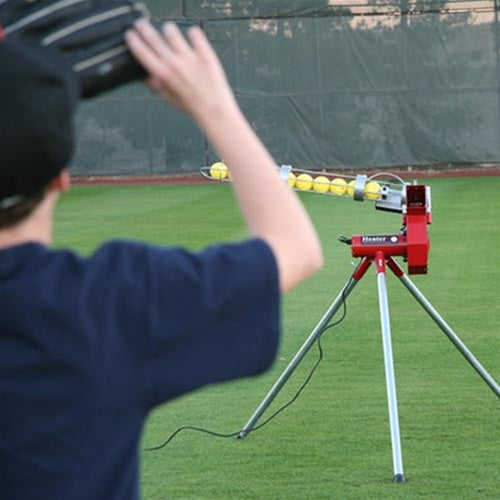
[350,185,431,275]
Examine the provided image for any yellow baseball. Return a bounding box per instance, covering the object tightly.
[296,173,313,191]
[313,176,330,193]
[346,180,356,197]
[209,162,228,180]
[330,178,347,196]
[364,181,381,200]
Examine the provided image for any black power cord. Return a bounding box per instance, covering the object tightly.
[144,290,348,452]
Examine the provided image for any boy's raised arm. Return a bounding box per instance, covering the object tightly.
[125,20,323,292]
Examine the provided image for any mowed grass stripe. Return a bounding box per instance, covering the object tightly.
[54,184,243,253]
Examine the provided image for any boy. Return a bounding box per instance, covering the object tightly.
[0,21,323,500]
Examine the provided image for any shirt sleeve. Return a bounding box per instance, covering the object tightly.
[113,238,281,409]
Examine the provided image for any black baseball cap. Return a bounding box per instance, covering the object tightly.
[0,41,79,209]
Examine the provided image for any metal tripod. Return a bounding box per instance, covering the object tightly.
[237,251,500,483]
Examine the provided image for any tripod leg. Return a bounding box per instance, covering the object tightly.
[386,257,500,399]
[237,258,372,439]
[374,253,405,483]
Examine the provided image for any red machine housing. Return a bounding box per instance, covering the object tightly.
[351,185,431,274]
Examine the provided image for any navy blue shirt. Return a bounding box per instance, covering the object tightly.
[0,238,280,499]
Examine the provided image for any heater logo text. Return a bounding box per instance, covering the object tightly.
[361,235,399,245]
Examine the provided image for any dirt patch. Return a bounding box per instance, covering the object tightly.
[71,174,212,186]
[71,165,500,186]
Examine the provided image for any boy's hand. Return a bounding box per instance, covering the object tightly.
[125,20,237,122]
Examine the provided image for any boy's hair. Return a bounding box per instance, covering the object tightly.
[0,189,46,230]
[0,41,78,222]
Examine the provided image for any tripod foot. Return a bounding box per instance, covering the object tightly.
[236,431,248,440]
[393,473,405,483]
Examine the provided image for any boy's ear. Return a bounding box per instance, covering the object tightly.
[50,169,71,193]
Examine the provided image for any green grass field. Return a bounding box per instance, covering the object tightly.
[54,176,500,499]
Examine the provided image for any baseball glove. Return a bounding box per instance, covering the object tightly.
[0,0,150,98]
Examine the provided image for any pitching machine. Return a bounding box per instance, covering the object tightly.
[200,164,500,483]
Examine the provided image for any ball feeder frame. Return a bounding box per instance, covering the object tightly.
[201,164,500,482]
